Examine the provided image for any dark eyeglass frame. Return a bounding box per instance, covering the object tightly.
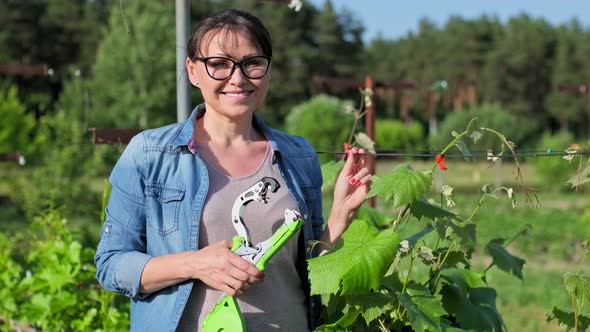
[192,55,272,80]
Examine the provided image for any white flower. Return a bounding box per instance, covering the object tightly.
[288,0,303,11]
[487,150,499,163]
[506,188,514,199]
[399,240,410,253]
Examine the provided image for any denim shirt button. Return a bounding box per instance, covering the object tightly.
[174,147,182,154]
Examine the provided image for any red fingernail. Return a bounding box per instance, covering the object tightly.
[356,181,363,187]
[349,178,356,185]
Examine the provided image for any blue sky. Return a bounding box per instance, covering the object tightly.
[307,0,590,42]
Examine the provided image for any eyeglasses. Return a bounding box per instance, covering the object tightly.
[192,55,271,80]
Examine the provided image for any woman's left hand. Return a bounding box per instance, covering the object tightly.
[318,147,372,250]
[332,147,372,220]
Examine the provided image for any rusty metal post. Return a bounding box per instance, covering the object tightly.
[364,75,376,207]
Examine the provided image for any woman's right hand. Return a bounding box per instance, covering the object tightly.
[189,240,265,296]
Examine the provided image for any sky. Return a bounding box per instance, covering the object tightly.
[306,0,590,42]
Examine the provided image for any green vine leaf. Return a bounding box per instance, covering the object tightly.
[440,269,505,331]
[308,219,400,296]
[563,273,590,305]
[547,307,590,331]
[484,238,526,280]
[466,118,482,144]
[347,292,397,324]
[354,132,376,154]
[356,204,393,228]
[433,248,471,269]
[567,161,590,189]
[321,160,344,193]
[440,268,487,290]
[434,219,476,246]
[397,283,446,332]
[410,199,460,222]
[440,284,505,332]
[367,164,432,209]
[314,305,360,332]
[404,224,435,250]
[454,137,474,162]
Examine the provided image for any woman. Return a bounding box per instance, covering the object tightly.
[95,8,371,332]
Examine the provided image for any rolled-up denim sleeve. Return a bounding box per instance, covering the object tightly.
[305,140,325,242]
[94,134,152,299]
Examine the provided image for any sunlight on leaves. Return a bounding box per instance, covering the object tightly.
[308,220,400,296]
[564,273,590,306]
[367,164,431,209]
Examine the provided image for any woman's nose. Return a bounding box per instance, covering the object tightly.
[227,65,248,84]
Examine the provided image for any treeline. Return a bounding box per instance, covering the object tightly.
[2,0,590,141]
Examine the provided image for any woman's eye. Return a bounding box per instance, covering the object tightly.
[244,59,261,66]
[209,60,231,68]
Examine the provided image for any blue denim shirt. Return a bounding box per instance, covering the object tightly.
[94,105,324,332]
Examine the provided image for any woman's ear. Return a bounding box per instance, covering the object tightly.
[186,57,200,88]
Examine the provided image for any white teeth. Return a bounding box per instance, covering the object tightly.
[225,92,249,97]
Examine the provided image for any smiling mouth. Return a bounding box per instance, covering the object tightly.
[223,91,253,97]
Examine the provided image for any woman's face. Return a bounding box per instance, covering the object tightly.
[186,29,271,120]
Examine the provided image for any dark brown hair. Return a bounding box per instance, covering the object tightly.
[187,9,272,59]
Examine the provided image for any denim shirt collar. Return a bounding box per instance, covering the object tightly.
[170,104,281,157]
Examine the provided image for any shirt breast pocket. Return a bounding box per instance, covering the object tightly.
[145,184,185,235]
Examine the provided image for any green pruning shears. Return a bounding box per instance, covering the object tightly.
[202,177,305,332]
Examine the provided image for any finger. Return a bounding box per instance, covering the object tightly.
[355,148,366,166]
[356,173,372,187]
[215,281,240,297]
[229,254,265,279]
[341,149,356,174]
[227,263,264,285]
[349,167,370,185]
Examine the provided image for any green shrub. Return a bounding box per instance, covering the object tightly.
[0,86,35,154]
[375,119,425,151]
[285,94,354,163]
[532,132,578,190]
[0,209,129,331]
[429,104,535,151]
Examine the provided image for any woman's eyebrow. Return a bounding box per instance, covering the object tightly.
[208,52,262,59]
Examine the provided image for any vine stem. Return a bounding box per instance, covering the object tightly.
[392,205,410,231]
[431,130,468,174]
[481,127,538,206]
[575,244,590,275]
[345,90,367,145]
[571,292,579,332]
[394,255,415,319]
[467,194,488,223]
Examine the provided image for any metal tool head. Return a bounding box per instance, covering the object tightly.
[231,177,281,243]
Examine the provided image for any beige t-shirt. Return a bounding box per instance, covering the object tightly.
[177,144,309,332]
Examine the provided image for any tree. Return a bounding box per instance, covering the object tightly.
[484,15,556,127]
[0,0,111,116]
[545,22,586,136]
[0,86,35,153]
[89,1,176,128]
[312,0,364,78]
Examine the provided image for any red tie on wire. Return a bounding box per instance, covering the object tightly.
[436,154,448,170]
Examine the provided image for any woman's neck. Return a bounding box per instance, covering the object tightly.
[195,111,264,149]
